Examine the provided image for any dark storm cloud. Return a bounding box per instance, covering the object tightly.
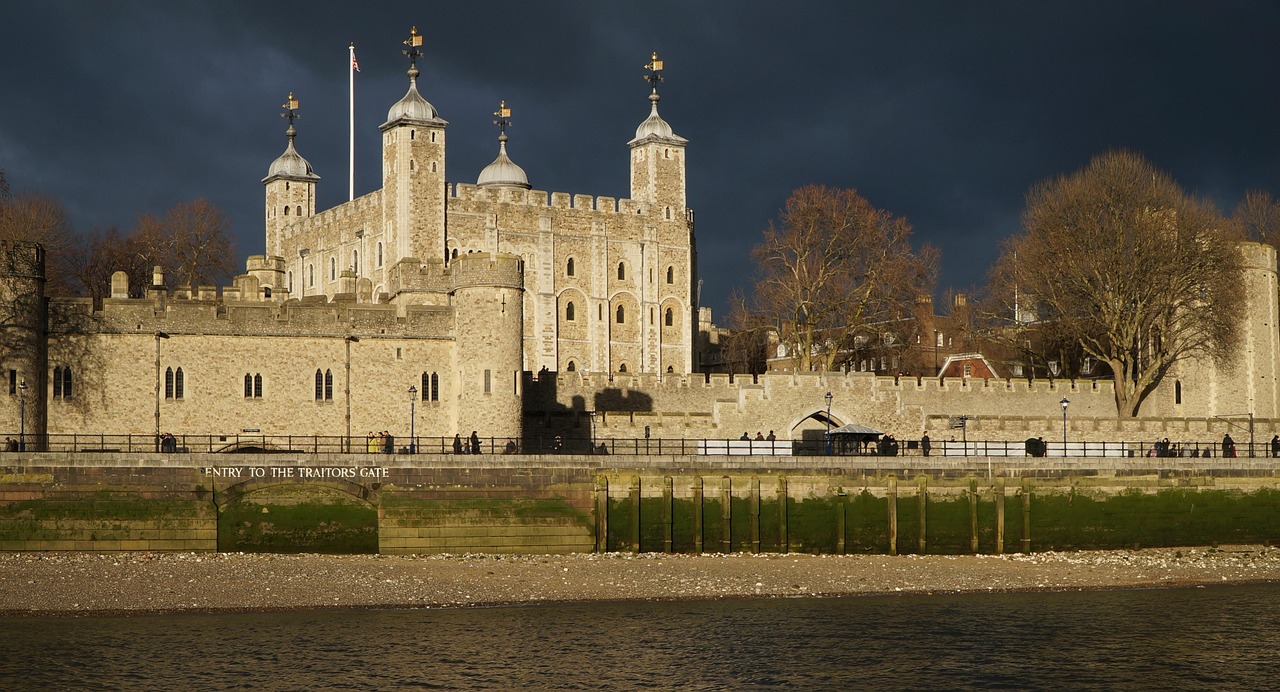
[3,1,1279,317]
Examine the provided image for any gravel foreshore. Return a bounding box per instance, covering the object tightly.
[2,546,1278,616]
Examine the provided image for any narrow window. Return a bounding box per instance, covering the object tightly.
[254,374,262,398]
[324,369,333,400]
[598,305,603,320]
[430,372,439,401]
[567,361,576,372]
[245,374,252,398]
[411,130,415,140]
[284,206,291,216]
[567,258,574,277]
[431,162,437,173]
[8,370,15,395]
[667,366,674,373]
[665,308,673,326]
[296,205,302,216]
[330,257,336,281]
[666,266,674,284]
[308,265,314,287]
[963,363,972,378]
[175,368,184,399]
[664,207,671,220]
[288,271,293,293]
[377,242,384,267]
[353,250,359,274]
[62,368,72,399]
[315,369,323,400]
[1175,380,1182,405]
[165,367,174,399]
[53,366,62,398]
[430,131,436,142]
[936,331,944,347]
[410,159,415,171]
[617,262,625,280]
[619,363,628,373]
[616,305,625,323]
[422,372,429,399]
[484,369,492,394]
[566,302,575,321]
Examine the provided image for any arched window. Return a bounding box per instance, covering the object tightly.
[314,369,324,400]
[244,374,253,398]
[665,308,674,326]
[330,257,336,281]
[62,368,72,399]
[174,368,184,399]
[666,266,674,284]
[616,305,625,323]
[566,302,575,321]
[664,207,671,220]
[263,287,272,298]
[410,159,415,171]
[324,369,333,400]
[451,248,458,259]
[353,250,359,274]
[567,258,575,277]
[284,206,290,216]
[1175,380,1182,405]
[254,374,262,398]
[617,262,626,280]
[296,205,302,216]
[667,365,674,373]
[430,372,439,401]
[53,366,62,398]
[377,242,384,267]
[165,367,174,399]
[308,265,314,287]
[566,361,576,372]
[422,372,429,399]
[619,363,628,373]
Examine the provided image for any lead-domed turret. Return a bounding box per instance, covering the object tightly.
[477,101,530,189]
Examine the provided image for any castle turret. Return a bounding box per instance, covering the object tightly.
[450,252,524,441]
[629,52,687,218]
[0,241,47,449]
[262,93,319,259]
[380,26,448,267]
[476,101,531,190]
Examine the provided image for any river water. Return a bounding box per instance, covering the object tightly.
[2,583,1277,690]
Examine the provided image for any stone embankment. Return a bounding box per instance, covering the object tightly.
[2,546,1277,616]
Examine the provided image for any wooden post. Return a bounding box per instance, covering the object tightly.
[917,475,928,554]
[836,491,847,554]
[995,477,1006,555]
[750,477,761,554]
[594,475,609,553]
[663,476,673,554]
[693,476,704,555]
[720,476,732,553]
[630,475,641,553]
[1021,477,1032,553]
[778,475,789,554]
[887,475,898,556]
[969,477,979,554]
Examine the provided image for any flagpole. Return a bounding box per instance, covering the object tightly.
[349,43,355,202]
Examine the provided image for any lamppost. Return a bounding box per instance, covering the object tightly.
[18,379,26,452]
[407,385,417,454]
[824,391,833,456]
[933,330,939,377]
[1060,397,1070,458]
[154,332,169,451]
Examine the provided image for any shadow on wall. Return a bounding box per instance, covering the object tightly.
[522,372,654,448]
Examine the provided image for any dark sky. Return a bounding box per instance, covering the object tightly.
[4,1,1279,318]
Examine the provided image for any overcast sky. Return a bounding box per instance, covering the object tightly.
[3,1,1279,318]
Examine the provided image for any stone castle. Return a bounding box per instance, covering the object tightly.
[2,33,1279,451]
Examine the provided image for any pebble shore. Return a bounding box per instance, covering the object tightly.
[2,546,1278,616]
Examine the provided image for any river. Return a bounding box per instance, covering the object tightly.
[2,583,1276,689]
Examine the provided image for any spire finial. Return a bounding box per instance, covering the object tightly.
[280,92,300,138]
[402,26,424,81]
[493,100,512,141]
[644,51,664,97]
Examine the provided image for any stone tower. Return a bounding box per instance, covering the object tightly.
[262,93,319,260]
[628,53,688,218]
[450,252,525,441]
[0,241,47,448]
[380,26,448,267]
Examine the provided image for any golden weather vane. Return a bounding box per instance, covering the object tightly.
[280,92,300,127]
[403,25,424,68]
[644,51,664,92]
[493,100,512,137]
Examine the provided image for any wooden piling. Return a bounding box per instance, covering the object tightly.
[917,475,928,554]
[630,475,641,553]
[594,475,608,553]
[720,476,732,553]
[692,476,704,554]
[750,477,761,554]
[778,475,789,554]
[662,476,673,553]
[887,475,898,556]
[836,491,847,554]
[995,477,1005,555]
[969,477,979,553]
[1021,477,1032,553]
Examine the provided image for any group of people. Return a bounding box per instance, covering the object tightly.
[158,432,178,453]
[366,431,395,454]
[453,431,482,454]
[739,431,778,441]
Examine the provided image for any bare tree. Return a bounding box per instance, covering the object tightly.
[135,199,238,289]
[63,225,156,304]
[719,289,770,374]
[1232,190,1280,249]
[988,150,1243,417]
[0,193,76,295]
[746,185,937,372]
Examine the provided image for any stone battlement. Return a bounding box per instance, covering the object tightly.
[449,183,649,216]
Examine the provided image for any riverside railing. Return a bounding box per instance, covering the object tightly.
[0,433,1268,458]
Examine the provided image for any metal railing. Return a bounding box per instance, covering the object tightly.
[0,433,1269,458]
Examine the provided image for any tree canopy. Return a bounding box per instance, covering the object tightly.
[987,151,1243,417]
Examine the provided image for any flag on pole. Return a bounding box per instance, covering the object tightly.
[351,49,360,72]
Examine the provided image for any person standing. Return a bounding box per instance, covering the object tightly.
[453,434,464,454]
[470,430,481,454]
[1270,435,1279,458]
[1222,433,1235,459]
[920,432,931,457]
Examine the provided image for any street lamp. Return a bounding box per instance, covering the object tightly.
[1060,397,1070,458]
[18,379,26,452]
[407,384,417,454]
[154,332,169,452]
[824,391,833,456]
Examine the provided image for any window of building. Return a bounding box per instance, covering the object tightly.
[963,363,972,378]
[308,265,314,287]
[330,257,336,281]
[314,370,323,400]
[617,262,625,280]
[296,205,302,216]
[667,365,674,373]
[165,367,174,399]
[566,361,576,372]
[244,374,252,398]
[288,271,293,293]
[52,366,72,399]
[324,369,333,400]
[410,159,415,171]
[421,372,429,400]
[619,363,628,373]
[664,207,671,220]
[170,368,184,399]
[430,372,439,401]
[1175,380,1182,405]
[353,250,359,275]
[665,308,673,326]
[666,266,674,284]
[598,305,603,320]
[284,206,290,216]
[566,302,575,321]
[616,305,625,323]
[567,258,574,277]
[484,369,491,394]
[936,332,944,347]
[8,369,15,395]
[254,374,262,398]
[377,242,384,267]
